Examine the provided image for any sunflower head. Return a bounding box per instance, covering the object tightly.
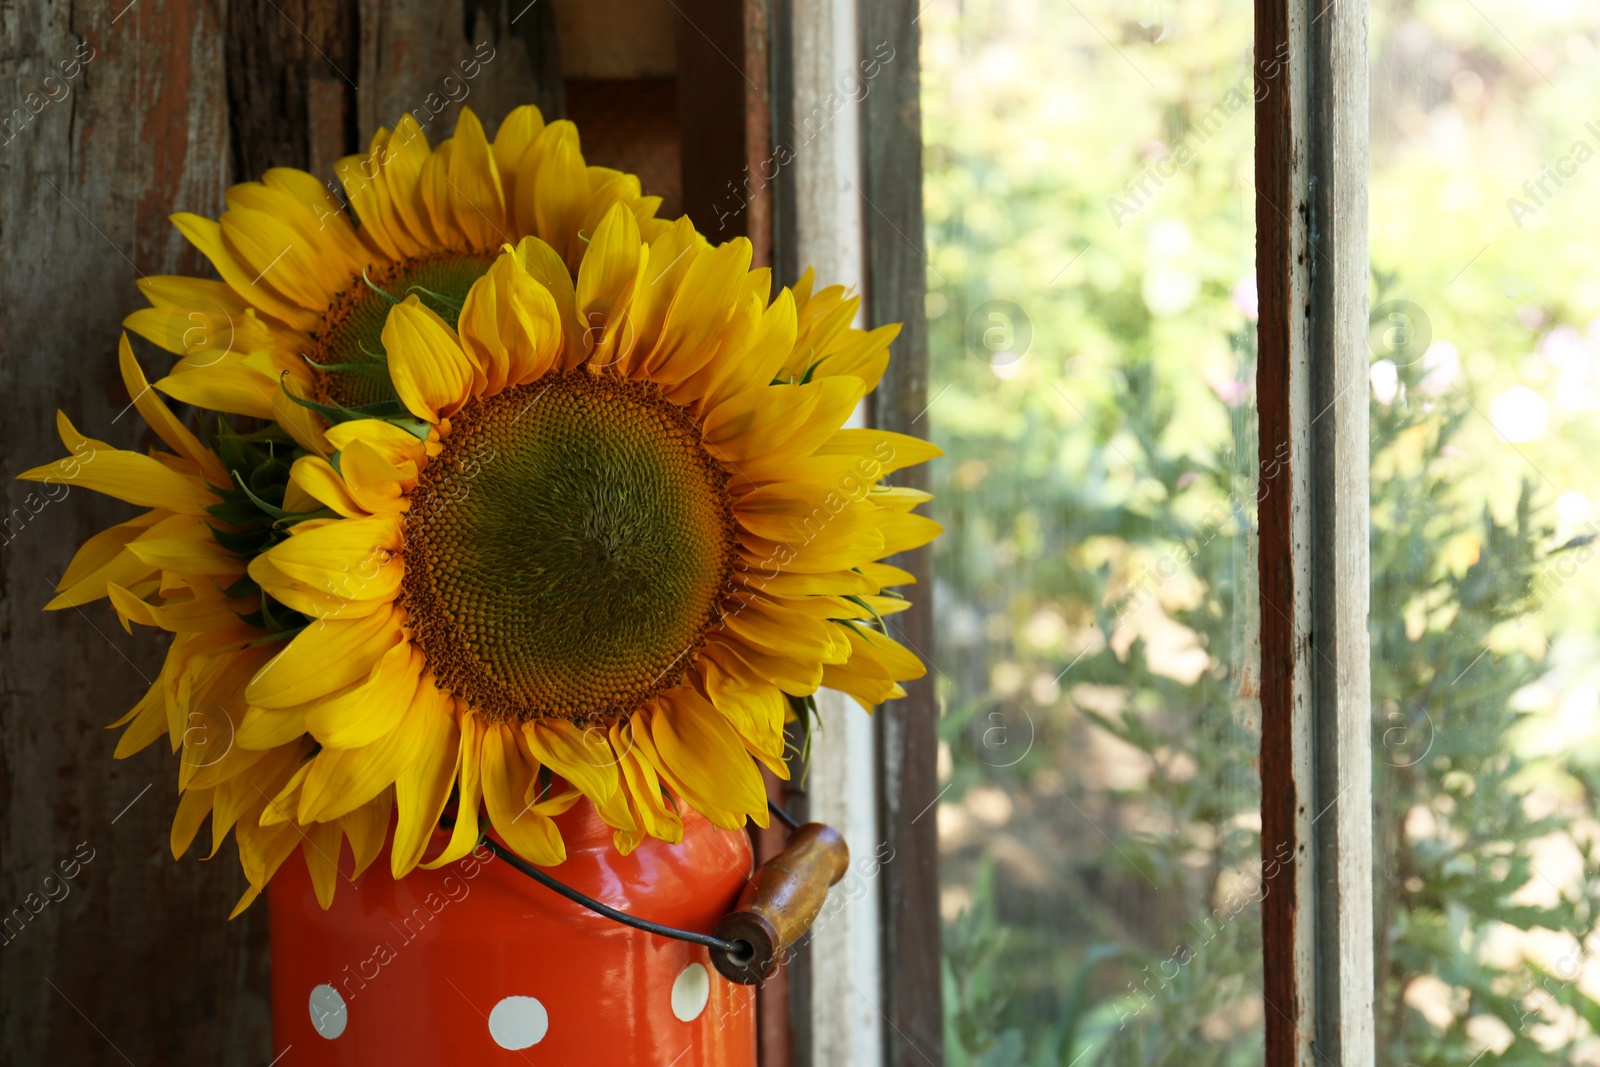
[401,368,740,724]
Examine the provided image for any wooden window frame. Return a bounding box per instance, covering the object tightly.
[1255,1,1375,1065]
[766,1,942,1064]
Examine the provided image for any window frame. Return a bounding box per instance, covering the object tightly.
[1255,1,1376,1063]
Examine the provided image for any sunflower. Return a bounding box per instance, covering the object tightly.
[228,202,940,899]
[27,192,938,914]
[122,105,667,456]
[18,339,394,916]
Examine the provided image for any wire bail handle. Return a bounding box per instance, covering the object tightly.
[443,800,851,986]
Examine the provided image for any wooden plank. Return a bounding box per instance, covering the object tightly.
[856,3,941,1065]
[0,2,268,1064]
[556,0,677,79]
[0,3,811,1062]
[742,0,773,270]
[669,1,788,1060]
[1308,0,1374,1061]
[567,78,683,219]
[0,4,573,1061]
[769,0,799,287]
[355,0,563,154]
[675,0,751,240]
[468,0,565,122]
[1253,3,1313,1062]
[1255,1,1373,1064]
[786,3,884,1065]
[668,0,774,266]
[224,0,358,181]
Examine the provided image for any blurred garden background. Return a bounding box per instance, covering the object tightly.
[921,0,1600,1063]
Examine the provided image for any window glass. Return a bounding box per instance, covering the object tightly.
[1369,4,1600,1062]
[921,2,1264,1061]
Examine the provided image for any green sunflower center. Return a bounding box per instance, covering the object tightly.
[400,370,738,724]
[308,254,494,409]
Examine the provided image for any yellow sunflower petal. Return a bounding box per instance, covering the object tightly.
[421,710,486,869]
[382,296,480,422]
[230,819,301,918]
[288,455,367,518]
[703,657,788,767]
[877,510,943,556]
[640,237,754,382]
[118,335,229,485]
[373,114,440,253]
[704,636,824,697]
[302,641,423,750]
[301,821,346,909]
[573,202,647,366]
[459,246,564,393]
[524,122,588,265]
[522,718,620,805]
[297,672,429,824]
[255,514,402,602]
[323,419,428,469]
[338,439,412,515]
[114,670,176,758]
[170,212,321,332]
[246,601,404,708]
[392,678,462,878]
[647,689,768,825]
[611,719,683,843]
[343,792,394,878]
[442,107,508,252]
[19,412,217,514]
[482,723,567,865]
[246,554,392,620]
[107,583,250,634]
[47,514,162,609]
[170,787,215,860]
[492,104,547,210]
[236,703,309,750]
[513,235,584,359]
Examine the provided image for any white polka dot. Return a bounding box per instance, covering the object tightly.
[308,984,347,1039]
[488,996,548,1050]
[671,963,711,1022]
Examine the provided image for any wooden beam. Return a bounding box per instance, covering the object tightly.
[224,0,358,182]
[675,0,755,244]
[857,3,941,1065]
[1307,0,1374,1060]
[0,2,266,1062]
[468,0,565,121]
[1255,2,1372,1064]
[786,2,884,1064]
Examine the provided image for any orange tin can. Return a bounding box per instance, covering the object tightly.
[268,802,758,1064]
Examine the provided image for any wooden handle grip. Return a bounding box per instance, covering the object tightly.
[710,823,850,984]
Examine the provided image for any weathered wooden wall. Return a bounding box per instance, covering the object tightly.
[860,4,943,1061]
[1,1,262,1060]
[0,1,753,1061]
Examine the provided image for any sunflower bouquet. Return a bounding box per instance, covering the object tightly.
[21,106,938,917]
